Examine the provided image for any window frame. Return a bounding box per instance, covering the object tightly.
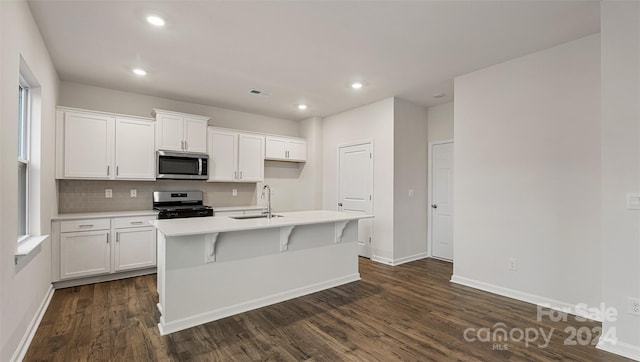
[18,75,30,243]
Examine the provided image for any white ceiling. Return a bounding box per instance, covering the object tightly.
[28,1,600,121]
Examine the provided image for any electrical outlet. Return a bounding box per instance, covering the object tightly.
[629,297,640,316]
[508,258,517,271]
[105,189,112,198]
[130,189,137,198]
[232,189,238,196]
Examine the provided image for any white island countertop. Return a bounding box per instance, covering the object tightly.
[150,210,372,237]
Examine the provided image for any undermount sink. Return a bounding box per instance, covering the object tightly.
[230,214,283,220]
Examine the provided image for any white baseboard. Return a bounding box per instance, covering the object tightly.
[52,268,156,289]
[11,284,54,362]
[597,340,640,361]
[392,252,428,266]
[158,273,360,335]
[450,275,603,322]
[371,252,428,266]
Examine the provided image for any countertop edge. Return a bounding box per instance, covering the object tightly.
[52,210,158,220]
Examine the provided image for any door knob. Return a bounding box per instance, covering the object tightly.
[338,202,343,207]
[431,204,438,209]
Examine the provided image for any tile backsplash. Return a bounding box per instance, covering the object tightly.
[58,179,257,213]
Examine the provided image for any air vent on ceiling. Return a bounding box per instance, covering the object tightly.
[249,89,272,96]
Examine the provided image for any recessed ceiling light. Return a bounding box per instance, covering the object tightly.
[132,68,147,76]
[351,82,364,89]
[297,104,308,110]
[146,15,166,27]
[433,92,446,98]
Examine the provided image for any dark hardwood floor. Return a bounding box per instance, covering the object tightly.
[25,258,631,361]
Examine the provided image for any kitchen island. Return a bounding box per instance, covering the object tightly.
[150,210,372,335]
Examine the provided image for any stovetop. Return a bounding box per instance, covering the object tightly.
[153,190,214,219]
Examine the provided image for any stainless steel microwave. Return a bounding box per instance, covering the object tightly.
[156,150,208,180]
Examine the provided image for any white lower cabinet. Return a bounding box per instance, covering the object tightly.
[114,225,156,271]
[60,229,111,279]
[54,214,157,284]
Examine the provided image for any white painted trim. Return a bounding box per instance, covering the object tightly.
[392,252,429,265]
[371,255,394,265]
[52,267,156,289]
[371,253,428,266]
[11,284,54,362]
[158,273,361,335]
[427,139,454,260]
[450,275,603,322]
[597,339,640,361]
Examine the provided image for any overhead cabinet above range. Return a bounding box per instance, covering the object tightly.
[55,107,155,180]
[153,109,209,153]
[265,136,307,162]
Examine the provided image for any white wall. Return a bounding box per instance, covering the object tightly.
[453,34,601,309]
[60,82,300,137]
[322,98,395,260]
[600,2,640,358]
[427,102,454,143]
[393,99,428,261]
[0,1,59,360]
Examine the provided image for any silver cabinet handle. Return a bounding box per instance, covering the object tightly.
[79,224,94,228]
[130,221,143,225]
[107,165,110,175]
[239,171,243,179]
[431,204,438,209]
[116,232,120,242]
[181,140,184,150]
[116,166,119,176]
[106,233,110,244]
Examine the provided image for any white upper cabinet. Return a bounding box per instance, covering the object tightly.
[208,129,238,182]
[154,109,209,153]
[208,127,264,182]
[57,108,155,180]
[114,118,155,180]
[238,134,265,181]
[63,111,114,178]
[265,136,307,162]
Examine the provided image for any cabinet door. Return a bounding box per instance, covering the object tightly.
[156,113,184,151]
[208,129,238,182]
[115,118,156,180]
[287,139,307,162]
[238,134,264,182]
[265,137,287,160]
[184,117,208,153]
[64,112,114,178]
[60,230,110,279]
[114,227,156,271]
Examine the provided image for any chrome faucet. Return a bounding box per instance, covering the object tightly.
[261,185,272,219]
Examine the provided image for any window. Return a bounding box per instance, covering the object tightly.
[18,76,30,241]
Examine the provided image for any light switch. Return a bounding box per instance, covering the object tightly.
[627,193,640,210]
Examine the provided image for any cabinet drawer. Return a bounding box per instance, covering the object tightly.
[60,218,110,233]
[113,215,156,229]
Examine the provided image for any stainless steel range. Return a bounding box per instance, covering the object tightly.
[153,191,214,219]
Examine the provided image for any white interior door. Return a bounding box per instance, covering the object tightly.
[430,141,454,261]
[338,142,373,258]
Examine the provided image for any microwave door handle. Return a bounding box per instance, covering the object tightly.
[198,158,203,176]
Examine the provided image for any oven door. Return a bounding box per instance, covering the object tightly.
[156,151,208,180]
